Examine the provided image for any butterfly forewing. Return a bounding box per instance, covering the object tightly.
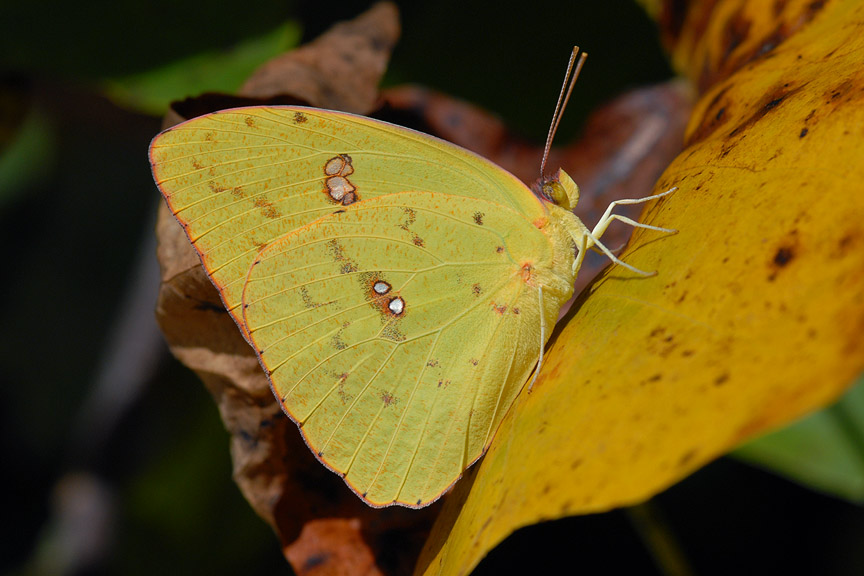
[242,191,560,506]
[150,107,547,337]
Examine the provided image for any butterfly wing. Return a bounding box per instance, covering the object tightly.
[242,191,572,507]
[149,106,547,336]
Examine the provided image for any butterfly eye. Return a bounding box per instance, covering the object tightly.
[536,169,580,210]
[542,180,568,206]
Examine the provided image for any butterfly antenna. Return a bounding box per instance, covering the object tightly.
[540,47,588,179]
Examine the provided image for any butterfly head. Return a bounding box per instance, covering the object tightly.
[535,168,580,212]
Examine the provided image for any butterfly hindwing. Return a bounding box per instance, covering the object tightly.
[242,191,561,507]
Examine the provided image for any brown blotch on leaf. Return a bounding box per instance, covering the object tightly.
[714,372,730,386]
[245,116,256,127]
[677,449,698,468]
[799,127,809,138]
[728,83,802,139]
[472,283,482,296]
[496,246,504,254]
[492,302,507,315]
[473,211,484,225]
[773,246,795,267]
[412,235,425,247]
[721,7,751,64]
[293,111,307,124]
[381,391,397,406]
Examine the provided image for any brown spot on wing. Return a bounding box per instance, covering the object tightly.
[253,196,280,219]
[299,286,334,309]
[337,372,352,404]
[323,154,359,205]
[208,181,227,195]
[327,239,358,274]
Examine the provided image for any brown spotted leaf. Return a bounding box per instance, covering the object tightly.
[417,0,864,574]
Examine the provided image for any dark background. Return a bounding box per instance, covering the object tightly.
[1,1,862,574]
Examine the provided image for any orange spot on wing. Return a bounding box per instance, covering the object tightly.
[532,217,549,228]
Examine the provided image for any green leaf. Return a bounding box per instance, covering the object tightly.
[103,21,300,115]
[0,105,55,209]
[734,375,864,503]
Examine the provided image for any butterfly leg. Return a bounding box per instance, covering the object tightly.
[591,187,678,240]
[572,224,652,276]
[528,285,545,393]
[584,187,678,276]
[571,232,590,276]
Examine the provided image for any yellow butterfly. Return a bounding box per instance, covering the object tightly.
[149,49,676,508]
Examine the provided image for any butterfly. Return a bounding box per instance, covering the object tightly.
[149,49,676,508]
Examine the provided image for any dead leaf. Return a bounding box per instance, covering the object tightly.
[155,4,433,576]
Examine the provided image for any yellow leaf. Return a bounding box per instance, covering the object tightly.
[418,1,864,573]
